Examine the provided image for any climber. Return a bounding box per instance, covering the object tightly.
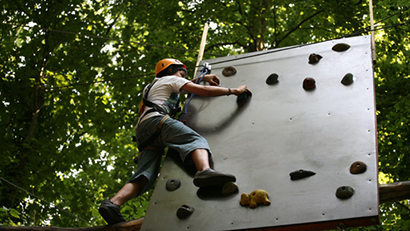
[98,58,251,225]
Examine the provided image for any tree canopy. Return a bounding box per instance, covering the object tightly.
[1,0,410,229]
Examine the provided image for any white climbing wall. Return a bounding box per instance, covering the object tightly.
[141,35,379,231]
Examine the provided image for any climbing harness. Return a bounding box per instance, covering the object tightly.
[134,79,176,152]
[133,80,172,163]
[138,80,180,120]
[133,114,169,164]
[137,114,170,151]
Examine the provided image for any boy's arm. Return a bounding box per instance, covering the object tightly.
[191,74,220,86]
[181,82,249,97]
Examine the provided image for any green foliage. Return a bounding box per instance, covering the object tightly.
[1,0,410,229]
[0,206,21,226]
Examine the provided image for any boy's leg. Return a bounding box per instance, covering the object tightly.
[111,175,149,205]
[99,176,148,225]
[191,149,211,171]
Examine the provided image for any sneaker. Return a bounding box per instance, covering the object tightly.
[98,199,126,225]
[193,168,236,187]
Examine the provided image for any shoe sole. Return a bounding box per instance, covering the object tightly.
[194,175,236,188]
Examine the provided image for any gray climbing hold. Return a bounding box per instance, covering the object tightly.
[341,73,354,86]
[166,178,181,191]
[332,43,351,52]
[336,186,355,199]
[266,73,279,85]
[177,204,194,219]
[290,169,316,180]
[237,89,252,104]
[222,181,239,195]
[308,53,323,64]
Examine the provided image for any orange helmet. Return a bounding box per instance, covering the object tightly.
[155,58,186,77]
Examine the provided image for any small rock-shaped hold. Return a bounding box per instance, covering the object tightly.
[196,182,239,199]
[341,73,354,86]
[176,204,194,219]
[332,43,351,52]
[166,178,181,191]
[240,189,271,208]
[222,181,239,195]
[303,77,316,91]
[237,89,252,104]
[308,53,323,64]
[336,186,355,199]
[290,169,316,180]
[350,161,367,174]
[222,66,237,77]
[266,73,279,85]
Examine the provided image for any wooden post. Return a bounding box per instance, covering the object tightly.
[193,23,209,78]
[369,0,377,64]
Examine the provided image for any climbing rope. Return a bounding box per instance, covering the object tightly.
[179,63,211,122]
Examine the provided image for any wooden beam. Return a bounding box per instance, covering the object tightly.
[379,181,410,204]
[193,22,209,78]
[369,0,377,63]
[0,218,143,231]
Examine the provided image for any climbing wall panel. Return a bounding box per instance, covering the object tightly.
[141,35,379,231]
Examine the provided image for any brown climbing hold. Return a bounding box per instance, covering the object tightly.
[332,43,351,52]
[266,73,279,85]
[177,204,194,219]
[303,77,316,91]
[336,186,355,199]
[290,169,316,180]
[341,73,354,86]
[350,161,367,174]
[308,53,323,64]
[222,66,237,77]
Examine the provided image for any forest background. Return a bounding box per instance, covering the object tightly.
[1,0,410,230]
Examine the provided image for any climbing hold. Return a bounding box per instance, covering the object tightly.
[308,53,323,64]
[222,181,239,195]
[176,204,194,219]
[341,73,354,86]
[197,183,238,199]
[290,169,316,180]
[332,43,351,52]
[303,77,316,91]
[166,178,181,191]
[237,89,252,104]
[266,73,279,85]
[240,189,271,208]
[350,161,367,174]
[336,186,355,199]
[222,66,237,77]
